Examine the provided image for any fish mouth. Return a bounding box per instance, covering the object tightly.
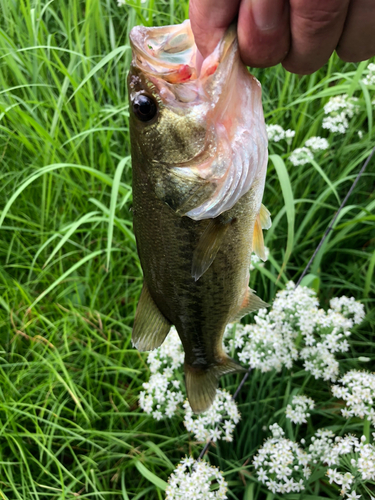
[129,20,236,89]
[129,21,268,221]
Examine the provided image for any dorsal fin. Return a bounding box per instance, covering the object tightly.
[191,219,230,281]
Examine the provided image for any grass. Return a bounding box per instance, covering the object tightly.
[0,0,374,498]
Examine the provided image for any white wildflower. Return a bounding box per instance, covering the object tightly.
[362,62,375,86]
[329,296,365,326]
[305,136,329,151]
[253,424,310,494]
[289,147,314,166]
[346,492,361,500]
[224,282,364,382]
[286,395,315,424]
[310,432,374,498]
[166,458,228,499]
[266,124,295,144]
[139,327,185,419]
[332,370,375,426]
[322,95,359,134]
[183,389,240,443]
[309,429,336,464]
[351,434,375,481]
[311,429,375,497]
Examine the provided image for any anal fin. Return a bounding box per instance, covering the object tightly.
[231,287,269,323]
[191,218,230,281]
[132,283,171,351]
[185,357,246,414]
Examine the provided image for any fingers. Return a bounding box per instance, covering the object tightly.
[337,0,375,62]
[282,0,350,74]
[237,0,290,68]
[189,0,241,58]
[190,0,374,74]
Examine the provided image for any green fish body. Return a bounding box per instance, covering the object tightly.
[128,21,270,413]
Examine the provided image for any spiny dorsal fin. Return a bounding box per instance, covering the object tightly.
[230,287,269,323]
[185,357,245,414]
[260,204,272,230]
[132,283,171,351]
[252,214,267,261]
[191,219,230,281]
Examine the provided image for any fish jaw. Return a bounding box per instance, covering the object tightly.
[128,21,268,220]
[129,20,198,84]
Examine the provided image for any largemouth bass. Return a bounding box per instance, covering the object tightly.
[128,20,270,413]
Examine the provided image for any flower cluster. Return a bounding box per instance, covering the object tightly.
[257,425,375,498]
[253,424,311,494]
[224,282,365,382]
[332,370,375,425]
[266,124,295,144]
[322,94,359,134]
[329,296,366,326]
[139,327,185,419]
[285,395,315,424]
[325,434,375,498]
[288,146,314,166]
[362,62,375,86]
[309,429,336,464]
[307,429,375,498]
[305,136,330,151]
[166,457,227,499]
[183,389,241,443]
[289,136,329,166]
[250,246,270,271]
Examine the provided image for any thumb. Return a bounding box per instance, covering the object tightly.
[189,0,241,57]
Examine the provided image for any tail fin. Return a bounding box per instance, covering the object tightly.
[185,357,246,414]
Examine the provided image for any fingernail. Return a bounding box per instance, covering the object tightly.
[251,0,285,31]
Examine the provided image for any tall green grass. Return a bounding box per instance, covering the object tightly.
[0,0,374,498]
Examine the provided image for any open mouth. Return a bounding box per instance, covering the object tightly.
[129,20,236,85]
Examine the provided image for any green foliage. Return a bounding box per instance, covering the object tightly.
[0,0,374,499]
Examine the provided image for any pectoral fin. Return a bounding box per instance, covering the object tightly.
[252,204,272,261]
[259,203,272,230]
[185,357,246,414]
[191,219,230,281]
[132,283,171,351]
[252,214,267,261]
[230,287,269,322]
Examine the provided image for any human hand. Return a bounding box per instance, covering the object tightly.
[189,0,375,74]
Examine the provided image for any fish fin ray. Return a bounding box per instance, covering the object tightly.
[132,283,171,351]
[185,357,245,414]
[252,214,267,261]
[259,204,272,230]
[231,287,269,322]
[191,219,230,281]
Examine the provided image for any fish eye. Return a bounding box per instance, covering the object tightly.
[132,94,157,122]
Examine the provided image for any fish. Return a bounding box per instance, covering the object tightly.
[128,20,270,413]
